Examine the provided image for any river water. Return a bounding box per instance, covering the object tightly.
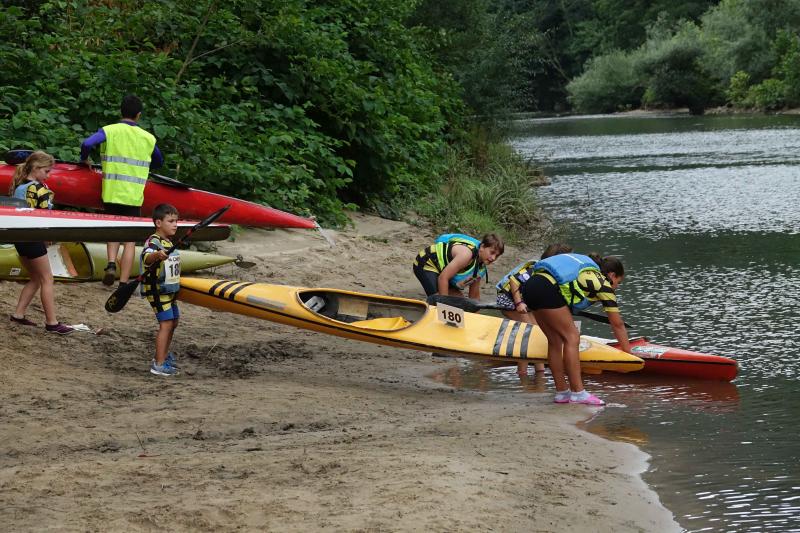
[437,114,800,532]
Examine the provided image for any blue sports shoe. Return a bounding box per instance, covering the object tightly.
[150,359,177,376]
[165,352,178,368]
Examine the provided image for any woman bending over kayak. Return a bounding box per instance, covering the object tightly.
[496,243,573,375]
[520,252,631,406]
[413,233,504,299]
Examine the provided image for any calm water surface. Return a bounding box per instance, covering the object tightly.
[437,114,800,532]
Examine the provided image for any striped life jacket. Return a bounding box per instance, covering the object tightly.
[533,253,600,311]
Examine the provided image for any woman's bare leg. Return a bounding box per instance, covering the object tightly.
[534,307,582,391]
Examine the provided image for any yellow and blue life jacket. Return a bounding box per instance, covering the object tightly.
[140,234,181,298]
[533,253,600,311]
[416,233,487,289]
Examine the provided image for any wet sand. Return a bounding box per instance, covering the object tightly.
[0,213,679,531]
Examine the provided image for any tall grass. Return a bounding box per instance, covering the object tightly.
[416,139,542,243]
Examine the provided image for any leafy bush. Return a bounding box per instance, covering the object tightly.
[636,22,716,113]
[726,71,751,106]
[566,50,642,113]
[746,79,787,110]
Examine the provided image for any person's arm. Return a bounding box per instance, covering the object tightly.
[437,244,473,295]
[150,145,164,169]
[607,312,631,353]
[508,277,528,313]
[80,129,106,164]
[142,237,168,266]
[467,278,481,299]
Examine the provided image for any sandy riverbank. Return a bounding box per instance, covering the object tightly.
[0,213,679,531]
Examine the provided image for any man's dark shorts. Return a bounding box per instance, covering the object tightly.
[103,203,142,217]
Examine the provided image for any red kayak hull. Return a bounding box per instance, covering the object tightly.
[0,162,315,228]
[612,337,738,381]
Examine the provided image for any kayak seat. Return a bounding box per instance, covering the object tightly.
[349,316,411,331]
[305,295,326,313]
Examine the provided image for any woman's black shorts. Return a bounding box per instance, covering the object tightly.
[14,242,48,260]
[521,275,566,310]
[413,265,440,297]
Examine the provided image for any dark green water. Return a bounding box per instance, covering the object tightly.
[440,114,800,532]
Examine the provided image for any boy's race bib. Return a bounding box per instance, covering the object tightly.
[164,255,181,285]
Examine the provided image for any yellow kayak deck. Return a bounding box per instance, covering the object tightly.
[178,277,644,374]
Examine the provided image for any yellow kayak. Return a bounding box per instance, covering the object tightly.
[178,277,644,374]
[0,242,236,282]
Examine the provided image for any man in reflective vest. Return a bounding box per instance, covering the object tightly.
[80,94,164,286]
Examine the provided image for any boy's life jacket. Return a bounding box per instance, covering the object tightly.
[432,233,488,288]
[496,259,536,294]
[139,233,181,296]
[533,253,600,311]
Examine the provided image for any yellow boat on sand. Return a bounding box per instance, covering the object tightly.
[178,277,644,374]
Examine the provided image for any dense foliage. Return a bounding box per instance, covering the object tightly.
[567,1,800,113]
[411,0,800,114]
[0,0,465,225]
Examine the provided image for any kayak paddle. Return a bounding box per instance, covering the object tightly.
[104,205,231,313]
[426,294,632,327]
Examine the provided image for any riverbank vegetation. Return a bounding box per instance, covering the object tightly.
[0,0,540,238]
[5,2,790,237]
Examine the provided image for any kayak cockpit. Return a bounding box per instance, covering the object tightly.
[298,290,427,331]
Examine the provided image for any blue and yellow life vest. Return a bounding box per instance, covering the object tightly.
[433,233,487,288]
[533,253,600,311]
[140,234,181,297]
[414,234,489,289]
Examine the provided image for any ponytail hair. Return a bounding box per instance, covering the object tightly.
[481,233,504,255]
[588,253,624,278]
[9,150,54,195]
[540,242,573,260]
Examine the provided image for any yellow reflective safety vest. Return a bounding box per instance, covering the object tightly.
[100,122,156,206]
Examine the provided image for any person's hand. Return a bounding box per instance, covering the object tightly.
[156,250,169,261]
[514,301,528,313]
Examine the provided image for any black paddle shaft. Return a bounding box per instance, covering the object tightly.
[104,205,231,313]
[426,294,632,327]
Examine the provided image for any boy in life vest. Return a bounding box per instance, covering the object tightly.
[80,94,164,286]
[140,204,181,376]
[413,233,504,299]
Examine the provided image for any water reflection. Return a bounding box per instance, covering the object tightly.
[430,361,740,408]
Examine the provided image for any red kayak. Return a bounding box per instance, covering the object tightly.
[598,336,738,381]
[0,161,316,228]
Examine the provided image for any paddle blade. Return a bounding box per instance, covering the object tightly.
[105,280,140,313]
